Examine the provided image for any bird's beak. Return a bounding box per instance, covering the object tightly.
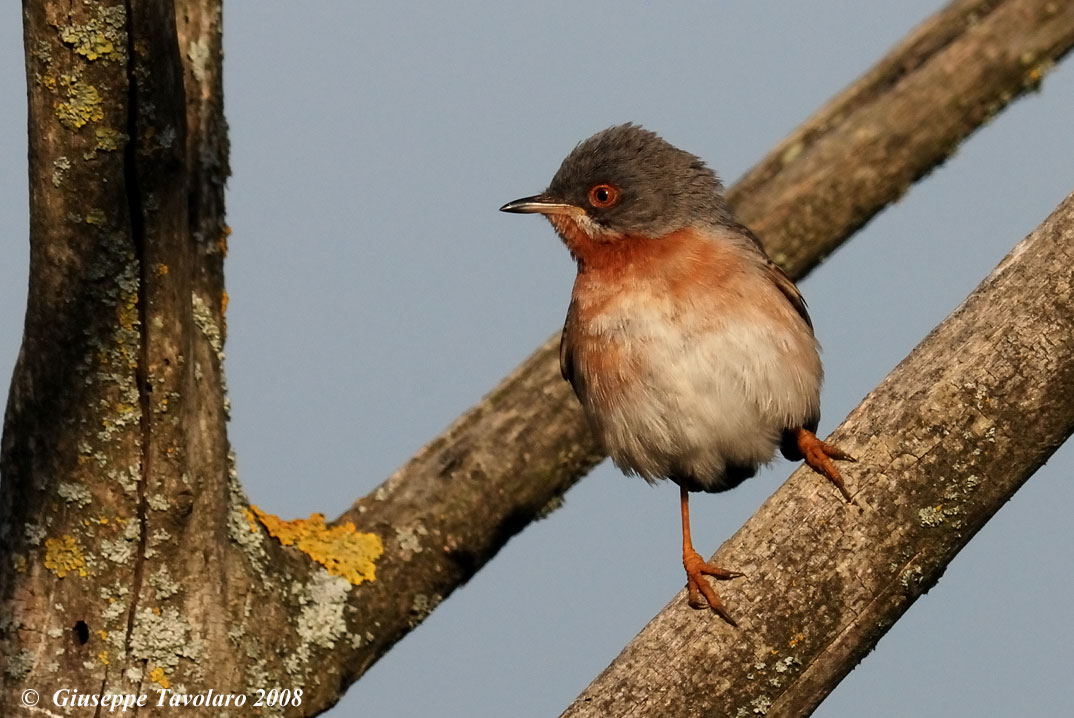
[499,194,583,216]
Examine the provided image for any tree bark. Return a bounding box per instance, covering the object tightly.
[559,190,1074,718]
[0,1,1072,717]
[1,2,353,715]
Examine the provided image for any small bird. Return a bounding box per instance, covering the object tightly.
[501,124,854,624]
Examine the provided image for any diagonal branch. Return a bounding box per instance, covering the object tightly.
[333,0,1074,687]
[559,190,1074,718]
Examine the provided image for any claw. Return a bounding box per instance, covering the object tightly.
[794,428,856,502]
[821,443,857,462]
[683,550,743,625]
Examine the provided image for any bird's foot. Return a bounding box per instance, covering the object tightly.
[795,428,857,502]
[683,550,743,626]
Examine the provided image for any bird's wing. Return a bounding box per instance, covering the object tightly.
[729,222,820,456]
[763,259,813,331]
[559,331,573,384]
[559,301,577,384]
[729,220,814,331]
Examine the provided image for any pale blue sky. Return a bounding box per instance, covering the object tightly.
[1,3,1071,716]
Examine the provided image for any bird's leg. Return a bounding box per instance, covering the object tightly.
[680,485,743,625]
[793,427,857,502]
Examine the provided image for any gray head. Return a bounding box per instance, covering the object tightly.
[501,123,734,237]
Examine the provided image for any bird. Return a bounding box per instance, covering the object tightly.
[500,123,854,624]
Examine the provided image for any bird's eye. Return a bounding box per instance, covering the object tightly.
[587,184,620,209]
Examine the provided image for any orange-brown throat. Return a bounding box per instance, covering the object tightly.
[549,218,744,293]
[548,215,684,272]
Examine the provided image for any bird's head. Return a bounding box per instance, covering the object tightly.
[500,124,734,255]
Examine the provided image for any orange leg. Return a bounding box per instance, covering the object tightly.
[680,485,743,625]
[793,427,857,502]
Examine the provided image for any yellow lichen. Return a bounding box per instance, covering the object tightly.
[218,225,231,255]
[63,29,114,60]
[250,506,383,586]
[56,6,126,62]
[56,82,104,129]
[85,208,107,225]
[44,535,89,578]
[242,507,259,534]
[116,294,139,331]
[97,629,109,641]
[149,665,170,689]
[98,650,109,665]
[95,126,123,151]
[781,140,805,166]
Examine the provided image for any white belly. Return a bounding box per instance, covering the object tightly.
[572,293,822,490]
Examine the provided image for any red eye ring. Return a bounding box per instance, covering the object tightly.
[587,183,620,208]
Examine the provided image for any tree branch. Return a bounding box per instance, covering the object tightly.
[335,0,1074,688]
[559,189,1074,718]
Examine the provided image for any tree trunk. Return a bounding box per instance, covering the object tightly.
[0,1,1071,717]
[560,191,1074,718]
[1,2,357,715]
